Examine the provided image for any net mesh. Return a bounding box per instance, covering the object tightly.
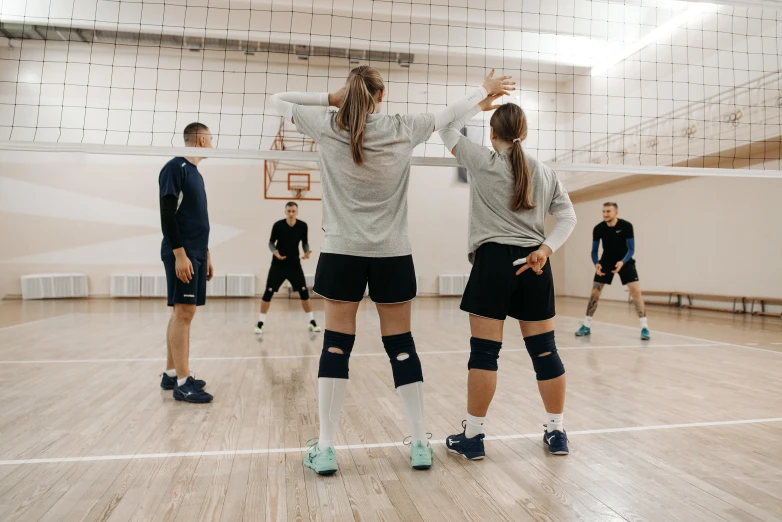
[1,0,781,176]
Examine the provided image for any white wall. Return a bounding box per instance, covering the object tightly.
[562,176,782,301]
[0,149,476,298]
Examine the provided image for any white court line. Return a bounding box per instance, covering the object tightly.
[0,314,71,332]
[0,343,724,365]
[1,417,780,466]
[571,315,782,356]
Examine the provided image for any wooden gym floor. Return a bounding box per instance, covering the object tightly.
[0,296,780,522]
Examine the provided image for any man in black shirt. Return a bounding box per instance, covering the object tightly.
[255,202,320,334]
[575,202,650,340]
[158,122,214,403]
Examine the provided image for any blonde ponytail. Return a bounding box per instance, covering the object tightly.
[336,66,385,165]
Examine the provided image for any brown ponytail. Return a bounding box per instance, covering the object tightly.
[336,65,385,165]
[490,104,534,211]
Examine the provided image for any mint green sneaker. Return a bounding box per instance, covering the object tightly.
[575,325,591,337]
[641,327,651,341]
[404,436,433,470]
[303,438,338,475]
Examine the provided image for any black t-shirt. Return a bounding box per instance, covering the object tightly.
[270,219,309,263]
[159,157,210,260]
[593,218,634,263]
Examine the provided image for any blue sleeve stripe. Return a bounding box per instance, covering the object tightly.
[621,238,635,264]
[591,240,599,265]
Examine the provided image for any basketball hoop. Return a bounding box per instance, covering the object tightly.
[287,173,311,200]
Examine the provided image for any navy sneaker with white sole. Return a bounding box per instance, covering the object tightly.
[173,376,213,403]
[445,420,486,460]
[543,426,569,455]
[160,373,206,391]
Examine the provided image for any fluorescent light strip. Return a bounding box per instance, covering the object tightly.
[591,3,720,76]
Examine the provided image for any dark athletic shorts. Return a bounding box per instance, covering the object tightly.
[314,253,416,304]
[163,255,207,307]
[264,260,307,299]
[460,242,555,322]
[594,259,639,286]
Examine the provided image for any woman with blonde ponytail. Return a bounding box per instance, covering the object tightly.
[271,68,514,476]
[438,97,577,460]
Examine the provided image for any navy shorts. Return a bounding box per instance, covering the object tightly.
[461,242,555,322]
[314,253,416,304]
[163,255,207,307]
[594,259,639,286]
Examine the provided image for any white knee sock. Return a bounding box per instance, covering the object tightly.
[547,412,564,432]
[258,313,266,323]
[465,413,485,438]
[583,316,592,327]
[317,377,348,449]
[397,381,427,443]
[640,317,648,328]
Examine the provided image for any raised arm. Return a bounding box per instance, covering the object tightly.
[432,70,513,132]
[270,92,331,124]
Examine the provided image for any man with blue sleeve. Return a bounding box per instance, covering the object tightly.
[575,202,650,340]
[158,122,214,403]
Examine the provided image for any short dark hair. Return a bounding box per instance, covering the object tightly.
[285,201,298,208]
[183,122,209,145]
[603,201,618,209]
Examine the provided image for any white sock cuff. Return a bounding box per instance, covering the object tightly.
[308,312,314,321]
[165,369,177,377]
[258,313,266,322]
[177,376,189,386]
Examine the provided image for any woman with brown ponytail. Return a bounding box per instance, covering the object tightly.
[271,67,514,475]
[438,98,577,459]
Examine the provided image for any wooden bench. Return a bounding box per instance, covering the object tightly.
[681,293,745,314]
[632,290,682,307]
[746,296,782,318]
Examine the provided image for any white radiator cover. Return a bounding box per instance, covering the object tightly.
[438,274,469,296]
[21,274,88,300]
[206,274,227,296]
[110,274,141,297]
[141,274,168,297]
[227,274,255,297]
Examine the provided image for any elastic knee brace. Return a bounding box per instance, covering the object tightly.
[298,286,310,300]
[524,331,565,381]
[382,332,423,388]
[262,287,275,302]
[317,330,356,379]
[467,337,502,371]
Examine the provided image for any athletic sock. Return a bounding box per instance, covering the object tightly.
[308,312,314,322]
[583,316,592,327]
[317,377,348,449]
[640,317,648,328]
[397,381,427,443]
[177,376,188,387]
[165,369,177,378]
[465,413,485,439]
[258,313,266,323]
[547,412,564,432]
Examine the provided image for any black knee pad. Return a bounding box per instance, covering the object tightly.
[298,287,310,300]
[262,287,274,302]
[317,330,355,379]
[467,337,502,371]
[524,331,565,381]
[382,332,423,388]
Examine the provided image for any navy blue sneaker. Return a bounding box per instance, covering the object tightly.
[173,376,213,403]
[160,373,206,391]
[543,426,569,455]
[445,421,485,460]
